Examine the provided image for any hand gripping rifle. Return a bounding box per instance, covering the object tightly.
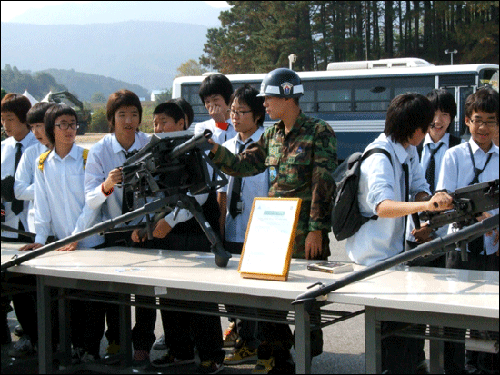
[294,179,499,311]
[2,130,232,272]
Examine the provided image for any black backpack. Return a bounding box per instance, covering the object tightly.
[331,148,393,241]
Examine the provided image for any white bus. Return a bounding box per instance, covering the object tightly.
[172,58,498,161]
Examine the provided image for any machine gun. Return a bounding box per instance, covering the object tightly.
[293,179,499,311]
[2,130,232,272]
[419,179,499,261]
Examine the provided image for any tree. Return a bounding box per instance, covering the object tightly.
[91,92,106,103]
[89,107,108,133]
[176,59,207,77]
[154,88,172,105]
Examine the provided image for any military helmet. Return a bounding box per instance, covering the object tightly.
[257,68,304,98]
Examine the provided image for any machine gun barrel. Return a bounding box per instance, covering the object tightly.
[293,214,499,308]
[1,198,167,272]
[166,129,213,161]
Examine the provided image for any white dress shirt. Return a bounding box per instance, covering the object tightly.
[84,132,151,227]
[436,139,499,255]
[346,133,430,266]
[219,127,269,243]
[1,132,38,238]
[34,144,104,248]
[194,118,237,145]
[15,142,49,232]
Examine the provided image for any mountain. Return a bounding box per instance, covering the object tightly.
[8,1,228,27]
[1,20,210,91]
[39,68,149,101]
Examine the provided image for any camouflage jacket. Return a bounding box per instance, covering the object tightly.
[210,112,338,258]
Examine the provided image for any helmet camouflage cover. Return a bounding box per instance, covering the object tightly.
[258,68,304,98]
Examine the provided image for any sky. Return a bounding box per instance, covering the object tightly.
[0,1,230,22]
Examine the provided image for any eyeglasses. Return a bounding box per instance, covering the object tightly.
[55,122,79,130]
[469,118,498,128]
[230,109,252,116]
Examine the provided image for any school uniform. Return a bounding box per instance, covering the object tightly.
[85,132,151,230]
[436,138,499,257]
[194,117,237,145]
[14,142,50,233]
[436,139,499,374]
[346,133,430,267]
[1,132,38,239]
[34,144,104,248]
[219,127,268,245]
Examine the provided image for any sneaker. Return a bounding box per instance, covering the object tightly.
[152,334,167,350]
[197,359,224,374]
[8,335,35,357]
[14,325,24,337]
[151,352,195,368]
[223,322,239,348]
[252,357,275,374]
[81,352,100,363]
[225,345,258,365]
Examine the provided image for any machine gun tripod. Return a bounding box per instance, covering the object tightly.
[2,130,232,272]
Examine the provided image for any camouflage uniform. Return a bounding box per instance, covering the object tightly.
[210,112,337,259]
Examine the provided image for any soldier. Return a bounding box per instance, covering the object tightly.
[208,68,337,373]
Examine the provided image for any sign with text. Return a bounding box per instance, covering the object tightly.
[239,198,301,281]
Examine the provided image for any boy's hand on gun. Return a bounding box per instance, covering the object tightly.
[427,191,453,212]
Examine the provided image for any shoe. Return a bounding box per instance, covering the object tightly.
[151,352,196,368]
[132,350,150,368]
[14,325,24,337]
[225,344,258,365]
[8,335,35,357]
[81,351,100,363]
[103,341,120,364]
[197,359,224,374]
[223,321,239,348]
[152,334,167,350]
[252,357,275,374]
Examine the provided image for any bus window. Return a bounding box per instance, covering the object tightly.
[393,76,434,97]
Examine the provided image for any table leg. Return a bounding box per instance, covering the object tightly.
[429,326,444,373]
[365,306,382,374]
[294,303,311,374]
[119,294,132,367]
[37,276,53,374]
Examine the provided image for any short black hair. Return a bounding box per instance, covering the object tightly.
[26,102,55,125]
[232,84,266,127]
[1,93,32,127]
[198,74,233,105]
[44,104,77,145]
[464,87,499,121]
[426,89,457,122]
[385,93,434,145]
[153,102,185,123]
[106,89,142,132]
[167,98,194,127]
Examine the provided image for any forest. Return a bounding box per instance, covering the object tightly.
[200,1,499,73]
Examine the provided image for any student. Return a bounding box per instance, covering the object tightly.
[194,73,237,144]
[209,68,337,372]
[1,93,37,352]
[407,89,463,255]
[436,88,499,374]
[167,97,194,130]
[218,85,268,366]
[153,102,185,133]
[345,93,453,373]
[1,93,37,242]
[15,102,55,233]
[132,103,226,374]
[84,89,151,364]
[18,104,104,359]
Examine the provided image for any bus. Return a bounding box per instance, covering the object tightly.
[172,58,499,161]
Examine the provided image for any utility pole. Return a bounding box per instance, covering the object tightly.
[445,49,457,65]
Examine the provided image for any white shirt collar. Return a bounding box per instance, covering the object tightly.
[423,133,449,148]
[111,133,143,154]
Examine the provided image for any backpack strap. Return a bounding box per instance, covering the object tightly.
[38,148,89,172]
[37,150,52,172]
[361,147,393,166]
[82,148,89,169]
